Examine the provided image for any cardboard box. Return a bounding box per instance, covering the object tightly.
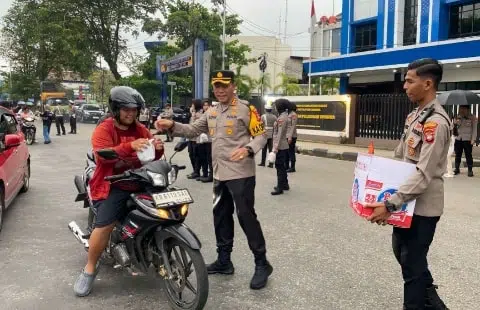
[349,154,417,228]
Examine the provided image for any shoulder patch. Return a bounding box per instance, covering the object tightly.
[248,105,265,137]
[423,121,438,144]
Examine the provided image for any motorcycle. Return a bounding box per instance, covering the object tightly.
[16,114,36,145]
[69,141,209,310]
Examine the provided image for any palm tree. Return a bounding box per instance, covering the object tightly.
[274,72,301,96]
[234,66,255,99]
[321,77,340,94]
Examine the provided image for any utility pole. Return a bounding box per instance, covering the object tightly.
[258,53,267,98]
[273,14,281,94]
[284,0,288,44]
[221,0,227,70]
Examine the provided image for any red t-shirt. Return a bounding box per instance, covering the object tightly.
[89,118,164,201]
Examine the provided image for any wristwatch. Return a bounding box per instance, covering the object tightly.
[245,146,254,158]
[384,200,397,213]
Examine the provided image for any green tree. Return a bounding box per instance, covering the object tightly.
[234,67,256,99]
[1,0,96,99]
[117,75,162,106]
[89,69,116,105]
[256,73,271,94]
[274,72,301,96]
[61,0,166,80]
[151,1,253,71]
[321,77,339,95]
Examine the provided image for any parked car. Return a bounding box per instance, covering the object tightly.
[149,106,191,128]
[0,107,30,232]
[76,104,105,123]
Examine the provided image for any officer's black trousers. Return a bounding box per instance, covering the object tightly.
[213,176,267,263]
[285,137,297,169]
[392,215,440,309]
[69,116,77,133]
[188,141,200,174]
[275,149,289,189]
[454,139,473,170]
[197,142,212,177]
[55,116,66,135]
[260,138,273,165]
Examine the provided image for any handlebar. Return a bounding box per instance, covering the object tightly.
[104,171,129,181]
[176,165,186,170]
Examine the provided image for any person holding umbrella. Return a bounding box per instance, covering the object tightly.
[453,106,477,176]
[438,90,480,177]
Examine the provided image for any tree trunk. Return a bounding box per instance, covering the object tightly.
[105,58,122,80]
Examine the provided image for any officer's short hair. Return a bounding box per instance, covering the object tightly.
[407,58,443,89]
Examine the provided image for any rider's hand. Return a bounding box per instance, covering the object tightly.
[155,119,174,131]
[131,138,150,152]
[153,138,164,151]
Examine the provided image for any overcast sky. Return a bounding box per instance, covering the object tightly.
[0,0,341,73]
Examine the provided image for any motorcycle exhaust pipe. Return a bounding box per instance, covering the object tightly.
[68,221,90,249]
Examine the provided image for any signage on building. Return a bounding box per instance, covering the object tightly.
[160,55,193,73]
[296,101,346,131]
[264,95,352,138]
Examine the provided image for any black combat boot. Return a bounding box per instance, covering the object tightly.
[468,168,474,177]
[206,251,234,275]
[271,187,284,195]
[425,285,449,310]
[250,257,273,290]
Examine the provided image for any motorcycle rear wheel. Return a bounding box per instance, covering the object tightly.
[159,239,209,310]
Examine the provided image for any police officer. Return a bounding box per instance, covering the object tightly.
[160,103,174,142]
[186,99,203,179]
[271,99,290,195]
[453,105,477,177]
[258,103,277,168]
[365,58,450,310]
[286,102,298,172]
[155,70,272,290]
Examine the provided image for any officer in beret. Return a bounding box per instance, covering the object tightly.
[155,70,273,290]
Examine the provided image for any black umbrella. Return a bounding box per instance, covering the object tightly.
[437,90,480,106]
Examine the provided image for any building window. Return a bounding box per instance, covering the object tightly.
[403,0,418,45]
[331,28,341,53]
[354,23,377,52]
[449,1,480,38]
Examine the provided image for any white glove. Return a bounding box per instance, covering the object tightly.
[267,152,276,164]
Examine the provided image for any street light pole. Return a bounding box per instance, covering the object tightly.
[221,0,226,70]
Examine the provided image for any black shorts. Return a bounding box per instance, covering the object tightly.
[93,187,132,227]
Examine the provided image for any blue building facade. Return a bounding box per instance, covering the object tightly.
[305,0,480,94]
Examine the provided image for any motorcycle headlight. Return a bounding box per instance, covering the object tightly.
[168,168,177,185]
[147,171,167,187]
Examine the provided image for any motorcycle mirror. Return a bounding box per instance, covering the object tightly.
[174,140,189,152]
[97,149,118,160]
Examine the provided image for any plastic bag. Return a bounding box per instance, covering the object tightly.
[199,133,209,144]
[267,152,276,164]
[137,139,155,164]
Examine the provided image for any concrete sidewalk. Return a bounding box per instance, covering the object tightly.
[296,140,480,167]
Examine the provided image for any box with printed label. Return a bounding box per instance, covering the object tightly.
[349,153,417,228]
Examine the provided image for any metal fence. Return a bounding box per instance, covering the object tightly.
[355,93,480,141]
[355,94,415,140]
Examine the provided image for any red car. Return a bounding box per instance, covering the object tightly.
[0,106,30,232]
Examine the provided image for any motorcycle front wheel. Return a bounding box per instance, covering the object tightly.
[25,130,34,145]
[158,238,209,310]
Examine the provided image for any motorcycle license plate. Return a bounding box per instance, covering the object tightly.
[152,189,193,207]
[93,116,99,119]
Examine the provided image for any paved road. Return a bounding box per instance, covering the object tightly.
[0,121,479,310]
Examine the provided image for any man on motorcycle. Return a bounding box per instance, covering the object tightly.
[74,86,164,297]
[19,106,36,143]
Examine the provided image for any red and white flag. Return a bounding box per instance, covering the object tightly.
[310,0,317,33]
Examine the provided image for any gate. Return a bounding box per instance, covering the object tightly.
[355,93,480,142]
[355,94,414,140]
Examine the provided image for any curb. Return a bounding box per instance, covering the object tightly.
[296,147,480,167]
